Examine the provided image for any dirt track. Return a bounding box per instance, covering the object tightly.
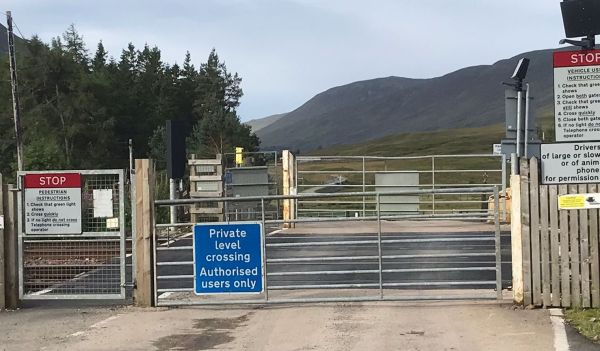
[0,301,556,351]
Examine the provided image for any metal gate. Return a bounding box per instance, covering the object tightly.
[17,170,127,300]
[152,186,510,306]
[222,151,281,221]
[295,154,507,218]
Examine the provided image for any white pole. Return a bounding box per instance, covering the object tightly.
[169,178,177,224]
[524,84,530,159]
[516,90,523,158]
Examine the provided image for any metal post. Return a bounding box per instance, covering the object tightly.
[261,198,269,301]
[362,157,366,217]
[128,139,133,174]
[524,84,530,159]
[377,194,383,299]
[431,156,436,215]
[494,186,503,300]
[516,91,523,157]
[169,178,176,224]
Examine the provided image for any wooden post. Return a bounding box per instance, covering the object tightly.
[0,174,5,310]
[3,184,19,309]
[282,150,291,228]
[134,159,155,307]
[529,158,541,306]
[510,173,524,304]
[289,152,296,229]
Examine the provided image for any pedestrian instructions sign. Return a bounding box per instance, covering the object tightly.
[193,222,264,295]
[554,50,600,142]
[24,173,83,235]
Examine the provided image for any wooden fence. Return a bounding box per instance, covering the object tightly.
[519,157,600,307]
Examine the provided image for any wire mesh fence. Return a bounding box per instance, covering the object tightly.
[22,239,121,296]
[17,170,127,300]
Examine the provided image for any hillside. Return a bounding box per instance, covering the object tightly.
[245,113,287,132]
[0,23,25,54]
[257,48,561,152]
[311,112,555,159]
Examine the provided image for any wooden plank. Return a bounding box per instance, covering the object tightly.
[540,185,551,306]
[569,184,581,307]
[589,183,600,307]
[282,150,291,228]
[529,158,542,306]
[3,185,18,309]
[135,159,155,307]
[580,184,591,307]
[549,185,561,306]
[510,175,524,304]
[0,175,4,310]
[559,184,571,307]
[520,159,532,306]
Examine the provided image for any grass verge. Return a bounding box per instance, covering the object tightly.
[565,308,600,342]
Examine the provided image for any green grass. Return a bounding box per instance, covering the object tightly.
[311,112,555,157]
[565,308,600,342]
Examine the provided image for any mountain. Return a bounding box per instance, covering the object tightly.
[257,48,560,152]
[245,113,287,132]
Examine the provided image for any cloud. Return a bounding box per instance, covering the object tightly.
[5,0,566,120]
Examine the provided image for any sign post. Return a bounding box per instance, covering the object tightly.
[193,222,264,295]
[24,173,82,235]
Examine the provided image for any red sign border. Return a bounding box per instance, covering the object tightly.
[554,49,600,68]
[24,173,82,189]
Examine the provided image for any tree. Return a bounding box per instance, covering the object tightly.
[188,49,258,157]
[187,109,259,157]
[0,26,260,176]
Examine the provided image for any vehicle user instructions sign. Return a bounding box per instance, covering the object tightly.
[24,173,83,235]
[193,222,264,295]
[554,50,600,142]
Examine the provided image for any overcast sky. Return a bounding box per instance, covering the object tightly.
[5,0,566,121]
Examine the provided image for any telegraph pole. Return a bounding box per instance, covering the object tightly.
[6,11,24,171]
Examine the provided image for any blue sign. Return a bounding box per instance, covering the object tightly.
[193,222,264,294]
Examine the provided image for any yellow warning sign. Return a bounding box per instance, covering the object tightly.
[558,193,600,210]
[235,147,244,166]
[558,195,586,210]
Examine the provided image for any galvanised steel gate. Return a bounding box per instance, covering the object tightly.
[17,170,127,300]
[152,186,508,306]
[295,154,507,219]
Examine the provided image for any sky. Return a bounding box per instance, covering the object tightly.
[4,0,567,121]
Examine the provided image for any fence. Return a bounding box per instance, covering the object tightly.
[295,154,507,218]
[517,157,600,307]
[16,170,127,300]
[149,184,504,307]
